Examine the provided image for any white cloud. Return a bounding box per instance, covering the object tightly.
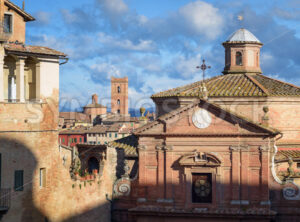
[177,1,224,39]
[90,63,121,80]
[174,54,202,78]
[34,11,51,25]
[98,32,157,52]
[100,0,128,14]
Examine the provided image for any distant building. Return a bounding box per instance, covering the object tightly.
[83,94,107,123]
[111,77,129,115]
[59,127,87,147]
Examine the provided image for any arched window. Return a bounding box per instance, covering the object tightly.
[236,51,242,66]
[88,157,99,174]
[117,99,120,105]
[117,109,120,114]
[117,86,121,93]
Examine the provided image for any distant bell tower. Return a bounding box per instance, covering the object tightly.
[222,28,263,74]
[111,77,128,115]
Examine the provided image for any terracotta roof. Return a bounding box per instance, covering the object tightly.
[4,43,66,57]
[59,127,89,135]
[86,125,108,133]
[84,103,106,108]
[86,123,128,133]
[275,149,300,162]
[151,73,300,98]
[109,135,138,157]
[59,112,90,122]
[5,0,35,21]
[135,100,280,136]
[102,115,139,123]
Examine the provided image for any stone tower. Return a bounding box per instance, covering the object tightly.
[222,28,263,74]
[111,77,128,115]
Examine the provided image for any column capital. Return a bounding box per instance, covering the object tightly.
[164,145,173,151]
[259,145,269,152]
[229,145,250,152]
[137,145,147,150]
[155,145,164,151]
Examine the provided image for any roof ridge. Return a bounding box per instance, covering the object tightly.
[5,0,35,21]
[259,74,300,90]
[245,74,269,95]
[151,75,222,98]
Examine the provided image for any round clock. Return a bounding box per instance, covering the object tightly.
[192,109,211,129]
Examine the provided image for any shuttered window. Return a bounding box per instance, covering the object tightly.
[14,170,24,191]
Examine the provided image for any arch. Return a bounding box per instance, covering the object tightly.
[235,51,243,66]
[117,86,121,93]
[87,157,99,174]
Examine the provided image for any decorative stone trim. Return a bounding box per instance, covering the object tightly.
[155,145,164,151]
[260,200,271,205]
[137,145,146,150]
[137,198,147,203]
[164,145,173,151]
[259,145,269,152]
[230,200,249,205]
[156,198,174,203]
[229,145,249,152]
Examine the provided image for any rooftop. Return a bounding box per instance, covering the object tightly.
[5,43,66,57]
[152,73,300,98]
[225,28,261,43]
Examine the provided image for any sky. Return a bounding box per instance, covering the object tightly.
[20,0,300,112]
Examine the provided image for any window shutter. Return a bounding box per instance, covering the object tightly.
[14,170,24,191]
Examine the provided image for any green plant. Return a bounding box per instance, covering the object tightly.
[72,184,75,189]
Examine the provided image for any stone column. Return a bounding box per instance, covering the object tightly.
[16,57,26,102]
[0,52,4,102]
[164,145,173,201]
[259,146,270,205]
[230,146,240,204]
[156,145,165,199]
[240,146,250,204]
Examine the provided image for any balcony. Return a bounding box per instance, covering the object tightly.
[0,188,11,217]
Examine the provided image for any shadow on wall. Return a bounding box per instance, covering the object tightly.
[0,137,111,222]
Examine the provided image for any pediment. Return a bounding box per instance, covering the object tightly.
[179,152,221,167]
[135,100,279,137]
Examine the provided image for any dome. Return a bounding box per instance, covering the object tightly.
[226,28,261,43]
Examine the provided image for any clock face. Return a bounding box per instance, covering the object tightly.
[192,109,211,129]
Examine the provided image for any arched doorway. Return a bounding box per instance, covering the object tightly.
[88,157,99,174]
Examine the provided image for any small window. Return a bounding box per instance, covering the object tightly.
[117,109,120,114]
[62,138,65,143]
[72,138,74,143]
[117,99,120,105]
[4,14,12,33]
[236,51,242,66]
[115,133,118,138]
[40,168,46,188]
[14,170,24,191]
[80,138,82,142]
[117,86,121,93]
[74,138,77,143]
[109,133,112,138]
[297,162,300,169]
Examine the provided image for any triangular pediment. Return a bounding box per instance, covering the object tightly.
[134,100,279,137]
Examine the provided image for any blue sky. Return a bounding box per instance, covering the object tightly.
[21,0,300,111]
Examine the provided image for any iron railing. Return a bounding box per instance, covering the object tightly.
[0,188,11,211]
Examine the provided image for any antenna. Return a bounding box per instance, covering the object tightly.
[22,1,25,11]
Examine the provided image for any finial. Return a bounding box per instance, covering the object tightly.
[237,12,245,28]
[196,59,211,100]
[22,0,25,11]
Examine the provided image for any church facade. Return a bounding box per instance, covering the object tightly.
[113,28,300,221]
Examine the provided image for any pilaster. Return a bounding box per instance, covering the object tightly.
[0,49,4,102]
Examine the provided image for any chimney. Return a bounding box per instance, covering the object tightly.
[92,94,98,104]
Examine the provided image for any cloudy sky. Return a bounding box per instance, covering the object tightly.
[23,0,300,112]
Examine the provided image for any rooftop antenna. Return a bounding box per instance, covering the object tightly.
[22,0,25,11]
[196,59,211,100]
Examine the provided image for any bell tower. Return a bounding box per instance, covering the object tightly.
[222,28,263,74]
[111,76,128,116]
